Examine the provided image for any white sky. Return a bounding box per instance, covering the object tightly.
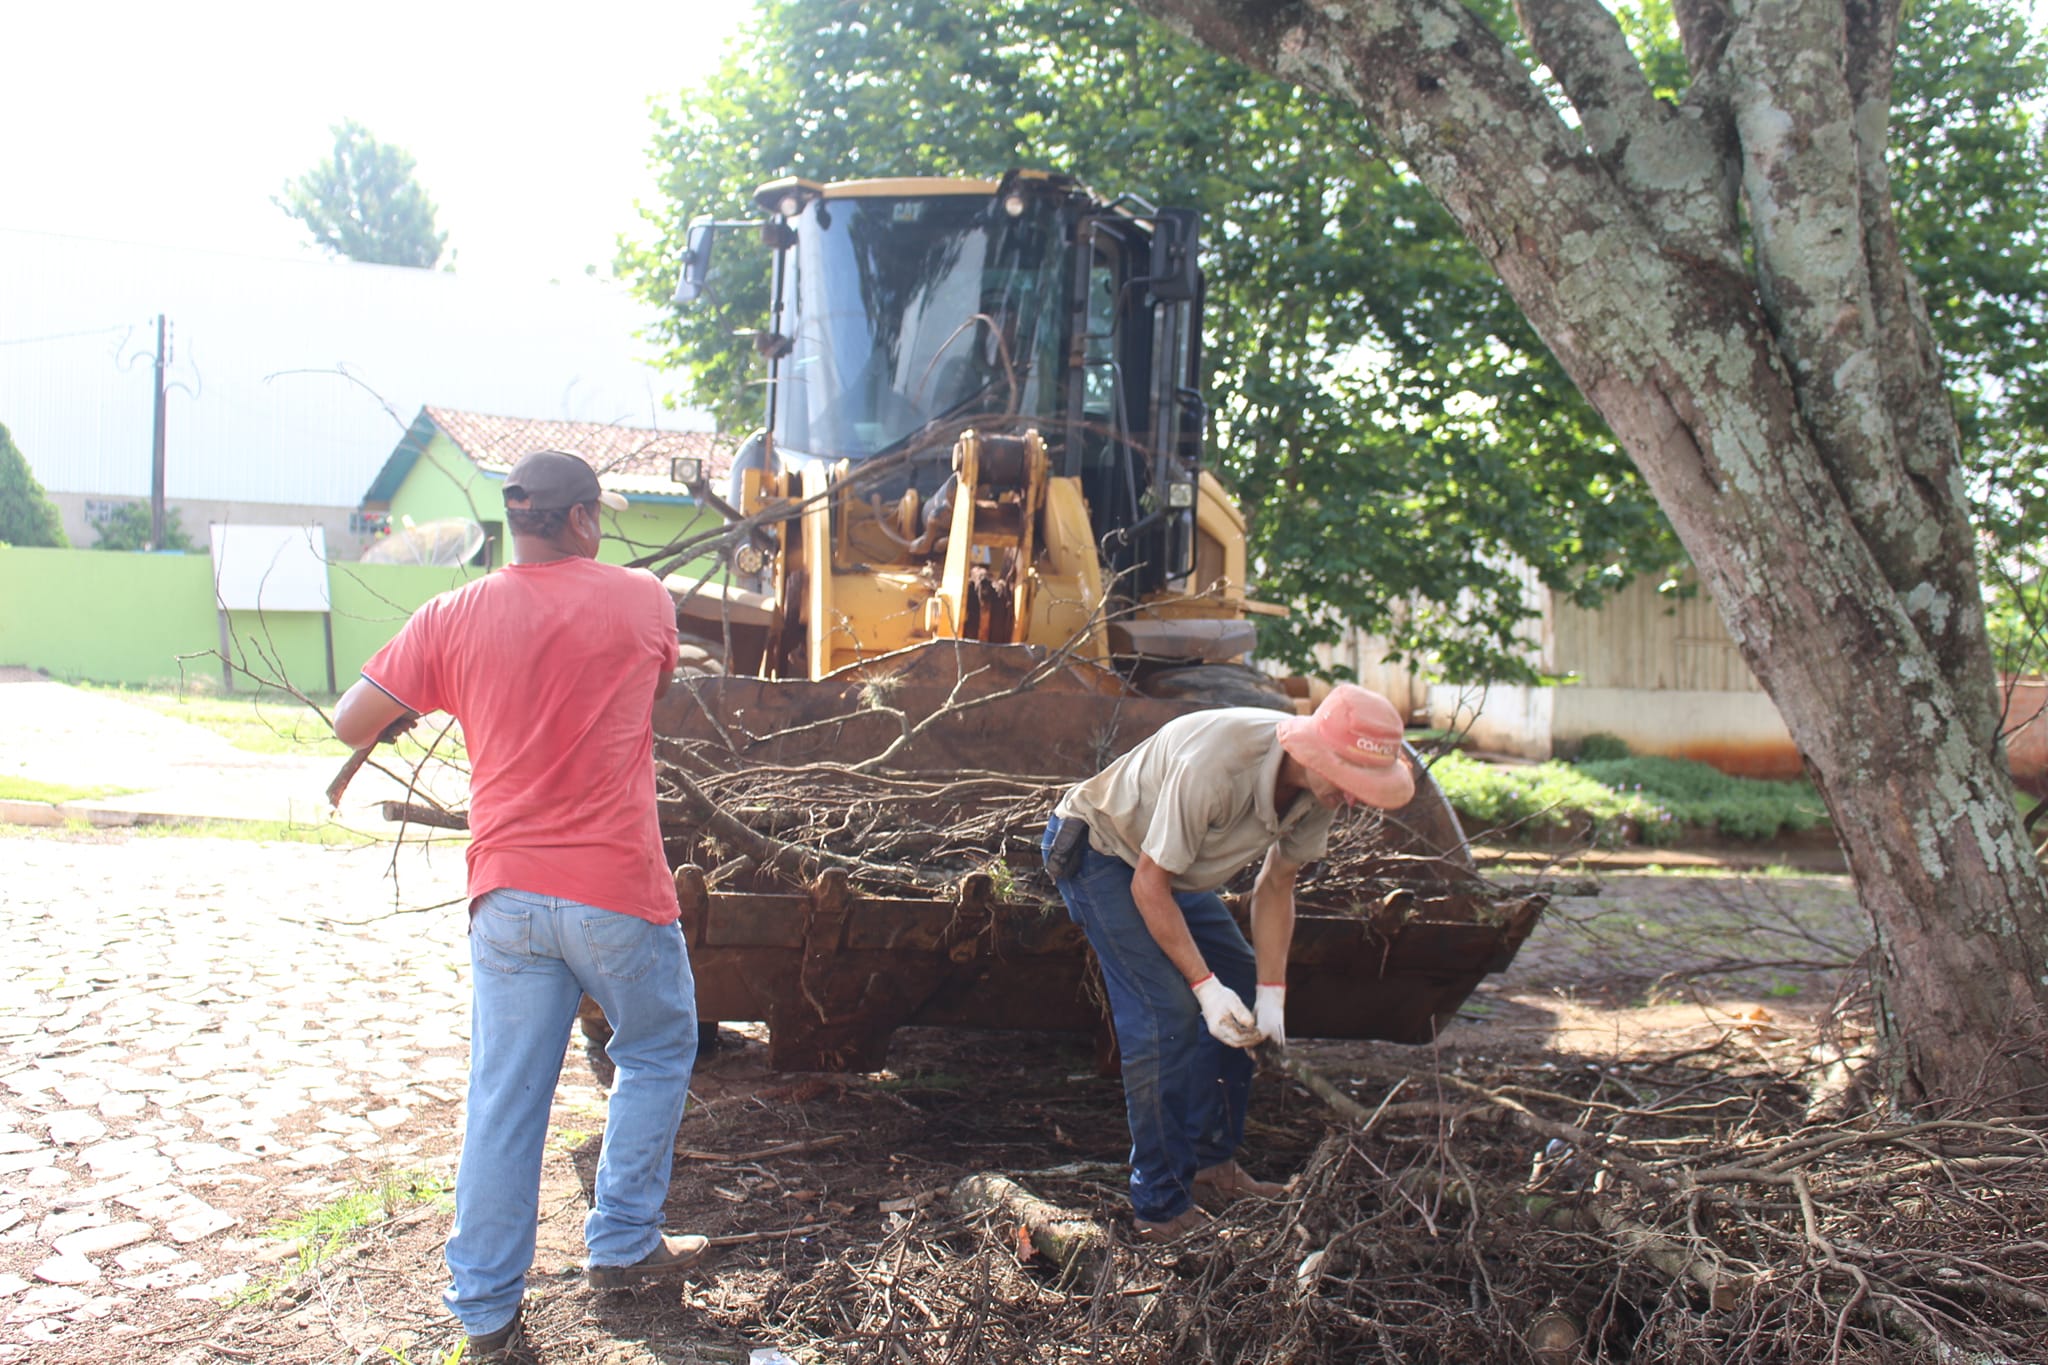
[0,0,754,283]
[4,0,2040,286]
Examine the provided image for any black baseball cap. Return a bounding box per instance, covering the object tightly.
[502,450,628,511]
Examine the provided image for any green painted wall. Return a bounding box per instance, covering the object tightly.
[384,431,713,569]
[0,547,219,688]
[0,547,482,695]
[329,562,483,683]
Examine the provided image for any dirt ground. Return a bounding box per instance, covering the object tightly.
[0,824,1893,1365]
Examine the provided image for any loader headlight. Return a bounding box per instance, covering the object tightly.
[671,456,704,486]
[1166,481,1196,509]
[1002,192,1028,218]
[733,543,770,576]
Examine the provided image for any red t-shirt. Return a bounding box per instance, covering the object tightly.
[361,556,681,923]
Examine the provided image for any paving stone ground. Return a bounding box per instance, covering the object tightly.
[0,831,578,1359]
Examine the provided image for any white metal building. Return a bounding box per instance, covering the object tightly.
[0,228,701,550]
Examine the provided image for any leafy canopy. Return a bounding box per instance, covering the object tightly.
[1614,0,2048,670]
[622,0,2046,681]
[0,421,68,548]
[276,120,449,269]
[91,501,194,553]
[1889,0,2048,672]
[620,0,1676,681]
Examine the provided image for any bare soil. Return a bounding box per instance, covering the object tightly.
[94,861,1891,1365]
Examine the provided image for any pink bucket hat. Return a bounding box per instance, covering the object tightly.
[1275,684,1416,809]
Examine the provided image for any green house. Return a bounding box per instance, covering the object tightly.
[359,407,729,569]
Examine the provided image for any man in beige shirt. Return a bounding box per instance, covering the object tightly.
[1042,684,1417,1242]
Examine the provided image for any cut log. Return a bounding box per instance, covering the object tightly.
[950,1172,1108,1285]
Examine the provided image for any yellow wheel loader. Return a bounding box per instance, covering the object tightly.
[649,171,1540,1070]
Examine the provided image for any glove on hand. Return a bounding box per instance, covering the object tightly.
[1254,983,1287,1049]
[1190,974,1262,1049]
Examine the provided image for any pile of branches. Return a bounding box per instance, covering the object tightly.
[727,1050,2048,1364]
[655,742,1512,923]
[656,746,1062,896]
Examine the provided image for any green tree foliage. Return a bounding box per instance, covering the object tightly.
[1617,0,2048,669]
[90,501,194,553]
[1889,0,2048,669]
[0,422,68,548]
[620,0,1678,680]
[623,0,2045,682]
[276,120,449,269]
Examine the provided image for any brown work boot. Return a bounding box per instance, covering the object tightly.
[1134,1205,1213,1244]
[1192,1160,1289,1206]
[465,1304,537,1363]
[587,1233,710,1289]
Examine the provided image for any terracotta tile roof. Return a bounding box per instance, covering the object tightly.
[423,406,736,485]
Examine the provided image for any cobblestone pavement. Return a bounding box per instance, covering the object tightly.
[0,830,537,1359]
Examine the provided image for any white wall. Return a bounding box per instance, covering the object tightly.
[1332,572,1805,775]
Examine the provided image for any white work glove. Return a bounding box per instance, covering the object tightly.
[1255,983,1287,1049]
[1190,974,1262,1049]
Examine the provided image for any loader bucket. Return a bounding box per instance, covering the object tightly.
[654,639,1541,1071]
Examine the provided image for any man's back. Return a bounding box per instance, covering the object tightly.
[362,556,679,922]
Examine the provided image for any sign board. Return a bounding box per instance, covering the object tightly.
[209,524,331,613]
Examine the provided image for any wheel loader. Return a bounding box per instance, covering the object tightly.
[639,171,1542,1070]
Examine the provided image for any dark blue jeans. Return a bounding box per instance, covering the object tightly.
[1043,813,1255,1222]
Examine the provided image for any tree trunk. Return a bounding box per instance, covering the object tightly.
[1130,0,2048,1107]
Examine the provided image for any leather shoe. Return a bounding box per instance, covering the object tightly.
[1193,1160,1289,1204]
[1134,1205,1213,1244]
[587,1232,710,1289]
[466,1304,536,1363]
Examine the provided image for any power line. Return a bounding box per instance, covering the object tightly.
[0,323,134,348]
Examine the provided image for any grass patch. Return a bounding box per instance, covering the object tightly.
[133,819,373,845]
[229,1170,450,1306]
[1430,752,1664,846]
[80,683,468,763]
[0,777,137,804]
[1432,751,1827,845]
[1621,863,1816,880]
[130,818,393,846]
[83,682,356,756]
[0,818,466,846]
[1576,755,1826,841]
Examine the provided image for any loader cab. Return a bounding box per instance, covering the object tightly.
[723,172,1206,603]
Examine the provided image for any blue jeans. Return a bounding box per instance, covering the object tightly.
[445,889,698,1336]
[1043,813,1255,1222]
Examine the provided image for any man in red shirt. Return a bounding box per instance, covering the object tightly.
[334,450,705,1362]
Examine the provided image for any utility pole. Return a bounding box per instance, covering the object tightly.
[149,313,169,551]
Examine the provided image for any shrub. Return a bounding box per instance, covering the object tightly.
[1432,751,1826,845]
[91,501,195,552]
[1573,732,1633,762]
[1574,755,1825,841]
[1428,751,1670,847]
[0,421,67,547]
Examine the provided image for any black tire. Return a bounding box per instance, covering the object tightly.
[675,641,727,677]
[1363,742,1474,872]
[1138,662,1295,712]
